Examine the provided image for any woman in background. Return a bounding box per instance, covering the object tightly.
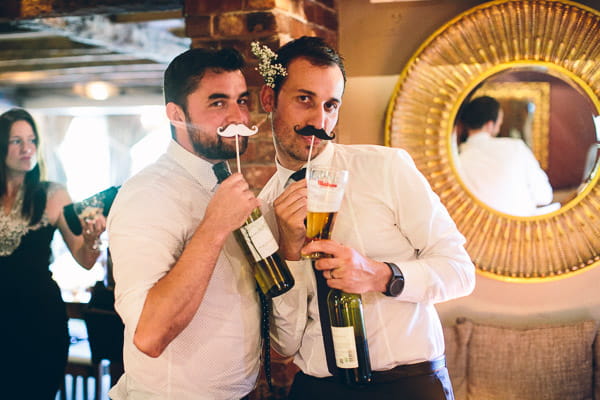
[0,108,105,399]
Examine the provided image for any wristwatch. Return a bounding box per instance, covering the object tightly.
[384,262,404,297]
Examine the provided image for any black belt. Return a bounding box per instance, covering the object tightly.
[372,356,446,383]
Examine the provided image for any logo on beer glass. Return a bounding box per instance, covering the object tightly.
[304,167,349,259]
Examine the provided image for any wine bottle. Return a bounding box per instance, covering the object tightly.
[327,289,373,385]
[212,161,295,298]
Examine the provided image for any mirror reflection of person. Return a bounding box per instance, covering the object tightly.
[107,48,262,399]
[0,108,106,399]
[457,96,554,216]
[258,37,475,400]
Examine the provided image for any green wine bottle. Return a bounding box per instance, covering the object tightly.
[327,289,373,385]
[212,161,295,298]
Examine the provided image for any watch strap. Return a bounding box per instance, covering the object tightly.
[384,262,404,297]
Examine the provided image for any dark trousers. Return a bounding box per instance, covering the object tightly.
[287,367,454,400]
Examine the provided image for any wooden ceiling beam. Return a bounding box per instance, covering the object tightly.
[0,46,112,61]
[0,0,184,20]
[17,15,190,63]
[0,63,165,86]
[0,1,186,95]
[0,53,150,70]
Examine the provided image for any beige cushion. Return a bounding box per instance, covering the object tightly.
[443,318,472,400]
[467,319,597,400]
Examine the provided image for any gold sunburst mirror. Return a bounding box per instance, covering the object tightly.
[385,0,600,281]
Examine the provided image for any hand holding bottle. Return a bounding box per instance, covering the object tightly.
[213,161,294,297]
[206,171,260,235]
[304,239,391,295]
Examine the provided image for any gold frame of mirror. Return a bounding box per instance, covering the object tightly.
[385,0,600,281]
[474,82,550,169]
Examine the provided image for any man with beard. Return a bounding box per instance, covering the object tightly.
[257,37,476,399]
[107,48,262,399]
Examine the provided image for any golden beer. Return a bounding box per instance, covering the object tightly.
[306,211,337,240]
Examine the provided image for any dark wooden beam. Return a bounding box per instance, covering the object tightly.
[0,1,185,95]
[0,63,165,87]
[0,53,153,72]
[0,46,112,62]
[17,15,190,63]
[110,9,183,23]
[0,0,184,21]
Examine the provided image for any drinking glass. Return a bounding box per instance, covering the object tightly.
[80,200,106,251]
[303,166,349,259]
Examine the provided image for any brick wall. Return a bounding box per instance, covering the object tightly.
[182,3,338,398]
[183,0,338,192]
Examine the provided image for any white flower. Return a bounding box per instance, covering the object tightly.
[251,41,287,88]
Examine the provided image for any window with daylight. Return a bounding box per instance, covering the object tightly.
[30,107,171,302]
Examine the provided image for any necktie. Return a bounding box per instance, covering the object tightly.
[312,261,338,375]
[258,289,273,391]
[288,168,337,375]
[258,167,307,392]
[288,167,306,183]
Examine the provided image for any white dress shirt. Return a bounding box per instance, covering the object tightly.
[108,140,261,399]
[259,142,475,378]
[458,132,554,216]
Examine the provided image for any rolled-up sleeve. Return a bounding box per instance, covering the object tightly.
[108,179,191,332]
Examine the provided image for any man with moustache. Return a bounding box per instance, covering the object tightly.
[107,48,262,399]
[257,37,476,399]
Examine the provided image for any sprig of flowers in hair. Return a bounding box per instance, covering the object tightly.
[251,41,287,88]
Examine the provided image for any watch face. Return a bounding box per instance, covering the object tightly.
[389,279,404,297]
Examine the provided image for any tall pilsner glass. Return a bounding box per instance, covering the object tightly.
[304,166,349,259]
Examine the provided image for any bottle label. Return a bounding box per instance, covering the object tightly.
[331,326,359,368]
[239,216,279,262]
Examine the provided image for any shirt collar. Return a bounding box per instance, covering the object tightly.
[274,141,336,186]
[165,139,219,191]
[468,131,493,142]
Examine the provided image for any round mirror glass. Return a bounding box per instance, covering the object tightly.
[451,66,600,217]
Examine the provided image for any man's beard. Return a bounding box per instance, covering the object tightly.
[190,130,248,160]
[184,113,248,160]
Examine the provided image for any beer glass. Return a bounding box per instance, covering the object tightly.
[303,166,349,259]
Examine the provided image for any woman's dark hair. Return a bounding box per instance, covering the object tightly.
[273,36,347,95]
[458,96,501,130]
[0,108,47,225]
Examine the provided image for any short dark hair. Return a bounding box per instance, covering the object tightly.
[163,47,246,108]
[272,36,346,95]
[459,96,501,130]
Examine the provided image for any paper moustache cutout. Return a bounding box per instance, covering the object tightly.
[294,125,336,140]
[217,124,259,137]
